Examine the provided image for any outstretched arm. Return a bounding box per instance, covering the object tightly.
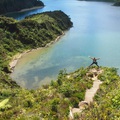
[89,56,93,60]
[96,58,100,60]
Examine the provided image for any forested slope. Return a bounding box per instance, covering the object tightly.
[0,10,73,74]
[78,67,120,120]
[113,0,120,6]
[0,66,120,119]
[78,0,110,1]
[78,0,120,6]
[0,8,119,120]
[0,0,44,14]
[0,10,73,119]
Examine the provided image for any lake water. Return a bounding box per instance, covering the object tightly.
[9,0,120,89]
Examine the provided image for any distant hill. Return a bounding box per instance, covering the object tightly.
[113,1,120,6]
[78,0,120,6]
[78,0,113,1]
[0,0,44,14]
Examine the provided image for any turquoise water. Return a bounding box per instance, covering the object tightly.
[9,0,120,89]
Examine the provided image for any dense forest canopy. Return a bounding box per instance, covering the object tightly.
[0,0,44,14]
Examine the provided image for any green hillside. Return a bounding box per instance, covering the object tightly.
[0,0,44,14]
[0,10,120,120]
[0,10,73,119]
[86,0,113,1]
[113,0,120,6]
[0,10,73,73]
[0,66,120,119]
[77,67,120,120]
[78,0,120,6]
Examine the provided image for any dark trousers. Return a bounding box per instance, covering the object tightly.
[89,62,99,67]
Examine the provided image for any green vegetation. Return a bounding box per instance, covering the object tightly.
[0,66,120,119]
[0,9,120,120]
[0,10,73,73]
[0,98,9,108]
[78,0,116,2]
[0,0,44,14]
[78,0,111,1]
[114,0,120,6]
[0,67,93,119]
[78,67,120,120]
[78,0,120,6]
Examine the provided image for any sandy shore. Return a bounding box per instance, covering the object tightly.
[4,6,44,16]
[9,50,31,72]
[19,6,44,12]
[9,32,65,72]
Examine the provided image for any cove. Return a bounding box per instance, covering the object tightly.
[9,0,120,89]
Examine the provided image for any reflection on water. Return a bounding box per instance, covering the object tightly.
[10,0,120,89]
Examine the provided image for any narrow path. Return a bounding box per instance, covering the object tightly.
[69,68,103,120]
[85,79,102,104]
[85,68,103,104]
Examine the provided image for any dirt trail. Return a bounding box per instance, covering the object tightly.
[69,68,103,120]
[85,68,103,104]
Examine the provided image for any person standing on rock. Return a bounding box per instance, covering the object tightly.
[89,56,100,68]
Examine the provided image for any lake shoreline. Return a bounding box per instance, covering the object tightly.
[19,6,44,12]
[9,32,65,73]
[4,6,44,16]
